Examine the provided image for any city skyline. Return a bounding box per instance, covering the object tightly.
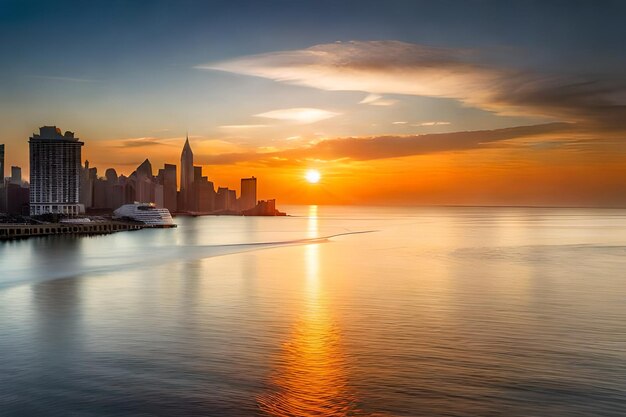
[1,125,281,217]
[1,1,626,206]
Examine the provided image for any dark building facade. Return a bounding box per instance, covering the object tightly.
[180,136,194,212]
[162,163,177,213]
[0,144,4,183]
[10,166,21,185]
[29,126,84,216]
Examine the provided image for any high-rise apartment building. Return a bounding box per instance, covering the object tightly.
[29,126,83,216]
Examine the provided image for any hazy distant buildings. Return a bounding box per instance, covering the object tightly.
[0,146,29,215]
[10,166,22,186]
[104,168,124,210]
[242,199,285,216]
[180,135,194,211]
[134,159,155,204]
[240,176,257,211]
[161,163,177,213]
[29,126,83,216]
[192,166,215,213]
[215,186,237,212]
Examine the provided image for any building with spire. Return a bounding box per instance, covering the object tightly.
[180,134,194,211]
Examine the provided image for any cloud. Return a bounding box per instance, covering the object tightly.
[114,137,177,148]
[359,94,397,106]
[219,124,269,129]
[28,75,100,83]
[413,121,451,126]
[254,107,340,123]
[195,122,572,165]
[392,121,407,125]
[198,41,626,129]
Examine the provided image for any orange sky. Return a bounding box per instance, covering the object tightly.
[2,38,625,207]
[65,125,626,207]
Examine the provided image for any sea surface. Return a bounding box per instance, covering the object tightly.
[1,206,626,416]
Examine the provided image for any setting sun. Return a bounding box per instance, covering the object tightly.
[305,169,321,184]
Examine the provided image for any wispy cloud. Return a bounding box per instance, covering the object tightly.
[254,107,340,123]
[413,121,451,126]
[199,41,626,129]
[28,75,101,83]
[114,137,177,148]
[219,124,269,129]
[359,93,397,106]
[195,123,572,165]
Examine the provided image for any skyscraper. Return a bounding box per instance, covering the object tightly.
[240,176,257,211]
[29,126,84,216]
[134,159,155,203]
[180,135,194,211]
[10,166,21,186]
[162,163,177,213]
[0,144,4,183]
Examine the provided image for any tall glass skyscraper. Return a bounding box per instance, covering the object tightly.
[29,126,84,216]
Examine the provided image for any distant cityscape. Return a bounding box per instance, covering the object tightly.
[0,126,285,220]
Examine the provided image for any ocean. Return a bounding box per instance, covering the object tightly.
[1,206,626,416]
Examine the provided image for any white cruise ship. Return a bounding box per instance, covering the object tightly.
[113,203,176,227]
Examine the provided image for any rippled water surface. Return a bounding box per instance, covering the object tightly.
[1,206,626,416]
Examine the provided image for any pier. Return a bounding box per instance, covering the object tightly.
[0,221,144,240]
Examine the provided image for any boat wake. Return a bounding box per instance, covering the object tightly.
[0,230,375,291]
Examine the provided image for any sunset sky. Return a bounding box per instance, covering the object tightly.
[1,0,625,206]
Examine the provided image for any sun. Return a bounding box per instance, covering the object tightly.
[305,169,321,184]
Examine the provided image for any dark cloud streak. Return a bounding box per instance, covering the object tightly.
[196,123,573,166]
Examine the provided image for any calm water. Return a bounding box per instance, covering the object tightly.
[1,206,626,416]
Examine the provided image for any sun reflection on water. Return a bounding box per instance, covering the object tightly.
[258,205,363,416]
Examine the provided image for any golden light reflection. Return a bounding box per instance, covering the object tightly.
[257,206,362,416]
[307,205,318,239]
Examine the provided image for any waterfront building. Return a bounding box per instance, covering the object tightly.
[242,199,285,216]
[29,126,84,216]
[196,175,215,213]
[4,183,29,215]
[240,176,257,211]
[228,189,237,211]
[215,187,237,212]
[133,159,155,203]
[80,160,97,208]
[104,168,124,210]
